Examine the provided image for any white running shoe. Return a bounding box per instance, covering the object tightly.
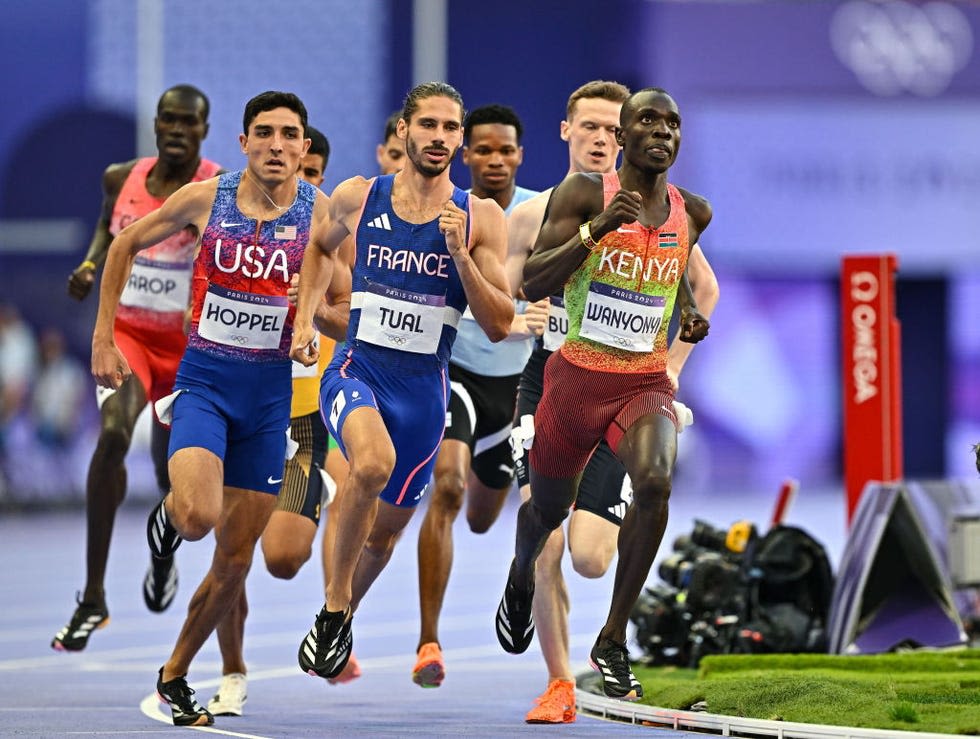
[207,672,247,716]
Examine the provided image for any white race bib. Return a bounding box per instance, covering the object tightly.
[542,296,569,352]
[119,258,190,312]
[579,281,665,353]
[355,281,446,354]
[198,285,288,350]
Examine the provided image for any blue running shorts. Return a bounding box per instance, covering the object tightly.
[168,347,291,494]
[320,347,447,507]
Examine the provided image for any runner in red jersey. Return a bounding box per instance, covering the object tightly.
[495,88,712,702]
[52,85,220,653]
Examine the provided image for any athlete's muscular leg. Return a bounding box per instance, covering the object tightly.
[321,447,349,591]
[163,487,275,681]
[464,471,511,534]
[525,482,573,682]
[82,376,147,606]
[417,439,469,648]
[352,499,415,612]
[165,447,224,540]
[600,413,676,644]
[149,420,172,494]
[215,587,248,676]
[568,509,618,579]
[262,510,317,579]
[516,470,576,592]
[326,407,395,612]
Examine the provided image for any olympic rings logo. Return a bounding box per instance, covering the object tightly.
[830,0,973,96]
[386,333,408,346]
[228,335,249,345]
[612,336,634,348]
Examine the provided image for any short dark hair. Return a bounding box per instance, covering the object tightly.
[463,104,523,144]
[383,110,401,141]
[402,82,465,125]
[242,91,308,135]
[306,125,330,167]
[159,84,210,121]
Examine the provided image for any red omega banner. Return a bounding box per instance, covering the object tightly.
[841,254,903,523]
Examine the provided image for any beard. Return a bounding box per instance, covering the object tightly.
[406,136,456,177]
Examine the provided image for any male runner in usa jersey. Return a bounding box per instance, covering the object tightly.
[91,91,336,727]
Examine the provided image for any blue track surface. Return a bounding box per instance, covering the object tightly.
[0,485,845,737]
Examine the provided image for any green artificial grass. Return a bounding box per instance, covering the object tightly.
[631,649,980,735]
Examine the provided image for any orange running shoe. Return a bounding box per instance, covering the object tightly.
[327,651,362,685]
[412,641,445,688]
[525,679,576,724]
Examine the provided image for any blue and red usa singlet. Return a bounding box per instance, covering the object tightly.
[186,170,316,362]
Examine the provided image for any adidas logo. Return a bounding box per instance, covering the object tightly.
[367,213,392,230]
[608,502,627,520]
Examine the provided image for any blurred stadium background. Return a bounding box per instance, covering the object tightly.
[1,0,977,513]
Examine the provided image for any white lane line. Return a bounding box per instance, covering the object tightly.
[141,692,271,738]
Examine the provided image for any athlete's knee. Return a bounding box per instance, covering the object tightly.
[431,468,466,515]
[94,423,132,461]
[176,514,213,541]
[348,452,395,496]
[570,545,615,579]
[528,497,570,532]
[467,514,494,535]
[629,467,672,510]
[168,493,220,541]
[265,549,309,580]
[212,545,256,584]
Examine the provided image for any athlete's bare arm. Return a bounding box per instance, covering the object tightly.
[91,178,218,389]
[442,196,514,342]
[291,177,366,365]
[522,172,633,302]
[673,191,713,344]
[68,161,138,301]
[666,244,718,388]
[314,237,354,341]
[504,191,549,298]
[497,193,549,340]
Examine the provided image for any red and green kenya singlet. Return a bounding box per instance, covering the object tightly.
[185,170,314,362]
[110,157,222,333]
[561,173,689,374]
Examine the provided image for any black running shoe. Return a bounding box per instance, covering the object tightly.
[298,605,352,679]
[589,637,643,700]
[156,667,214,727]
[51,595,109,652]
[495,560,535,654]
[146,499,182,559]
[143,555,178,613]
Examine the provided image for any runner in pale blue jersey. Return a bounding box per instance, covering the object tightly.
[411,104,538,688]
[290,83,514,683]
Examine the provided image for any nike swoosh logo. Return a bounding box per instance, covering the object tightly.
[617,226,639,233]
[267,476,283,485]
[221,220,243,228]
